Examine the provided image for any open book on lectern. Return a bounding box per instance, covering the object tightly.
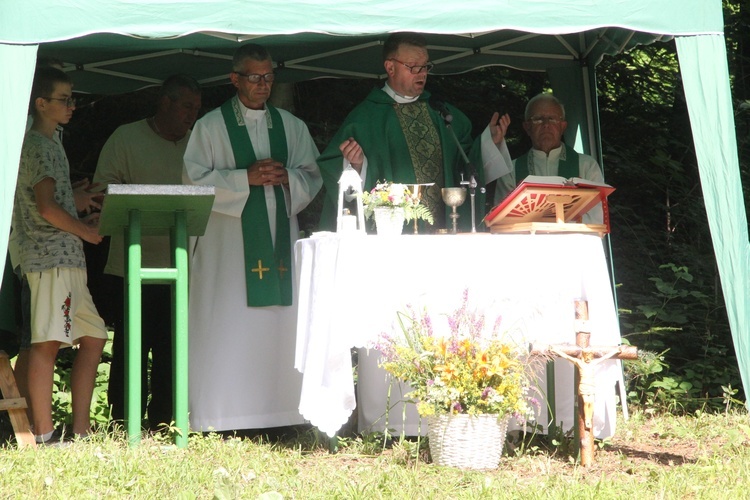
[483,175,615,235]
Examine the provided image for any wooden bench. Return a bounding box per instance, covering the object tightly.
[0,350,35,447]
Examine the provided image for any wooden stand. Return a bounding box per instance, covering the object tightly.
[0,350,35,447]
[99,184,214,448]
[484,178,614,237]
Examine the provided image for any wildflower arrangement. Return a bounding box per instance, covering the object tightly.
[361,181,434,224]
[375,291,537,420]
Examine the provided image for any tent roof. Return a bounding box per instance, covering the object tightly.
[0,0,724,94]
[2,0,724,43]
[31,31,674,94]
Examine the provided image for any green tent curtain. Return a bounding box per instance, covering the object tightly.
[676,34,750,394]
[0,44,37,270]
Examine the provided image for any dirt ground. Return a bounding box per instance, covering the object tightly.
[493,416,702,479]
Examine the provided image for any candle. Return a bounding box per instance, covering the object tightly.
[340,214,357,232]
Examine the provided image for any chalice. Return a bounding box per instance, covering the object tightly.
[407,183,434,234]
[441,187,467,234]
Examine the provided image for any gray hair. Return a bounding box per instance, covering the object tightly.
[158,74,201,101]
[524,93,566,120]
[232,44,272,72]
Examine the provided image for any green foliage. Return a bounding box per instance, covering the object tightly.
[594,31,744,415]
[620,264,740,414]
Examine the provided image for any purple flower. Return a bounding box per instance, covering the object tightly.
[423,314,434,337]
[452,402,463,413]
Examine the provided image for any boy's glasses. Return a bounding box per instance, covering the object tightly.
[44,97,77,108]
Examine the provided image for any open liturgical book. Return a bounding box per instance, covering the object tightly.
[483,175,615,236]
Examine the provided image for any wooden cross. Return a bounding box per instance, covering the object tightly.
[529,299,638,467]
[251,259,270,279]
[277,259,288,278]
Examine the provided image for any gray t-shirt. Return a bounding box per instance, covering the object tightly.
[14,130,86,274]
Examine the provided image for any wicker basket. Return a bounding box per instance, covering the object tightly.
[426,414,509,469]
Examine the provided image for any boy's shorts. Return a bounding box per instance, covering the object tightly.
[27,267,108,347]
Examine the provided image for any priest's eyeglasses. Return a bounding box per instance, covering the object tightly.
[388,58,434,74]
[235,72,276,84]
[528,116,563,126]
[44,96,77,108]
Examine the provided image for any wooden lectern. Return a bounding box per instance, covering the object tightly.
[99,184,214,448]
[484,176,615,237]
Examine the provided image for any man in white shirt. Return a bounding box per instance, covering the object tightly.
[94,74,202,430]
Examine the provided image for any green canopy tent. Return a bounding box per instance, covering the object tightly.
[1,0,746,399]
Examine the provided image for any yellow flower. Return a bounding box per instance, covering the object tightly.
[374,290,534,419]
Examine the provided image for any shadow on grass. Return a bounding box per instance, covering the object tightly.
[605,444,696,466]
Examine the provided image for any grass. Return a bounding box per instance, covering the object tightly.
[3,339,748,497]
[1,409,750,498]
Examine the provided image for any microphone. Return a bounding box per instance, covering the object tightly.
[428,95,453,125]
[428,94,484,233]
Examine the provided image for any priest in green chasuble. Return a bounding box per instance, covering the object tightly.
[316,32,512,436]
[486,92,606,224]
[317,32,512,233]
[183,44,322,432]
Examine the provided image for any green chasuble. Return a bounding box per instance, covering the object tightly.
[317,88,486,232]
[514,143,580,184]
[220,97,292,307]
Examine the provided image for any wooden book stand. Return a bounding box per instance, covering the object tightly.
[484,176,614,237]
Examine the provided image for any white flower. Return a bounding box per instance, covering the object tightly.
[388,183,406,204]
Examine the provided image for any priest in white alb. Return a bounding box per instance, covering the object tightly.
[183,43,321,431]
[486,92,605,224]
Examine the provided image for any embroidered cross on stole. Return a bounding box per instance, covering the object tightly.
[220,97,292,307]
[394,101,445,230]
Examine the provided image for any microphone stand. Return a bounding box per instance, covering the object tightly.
[440,111,484,233]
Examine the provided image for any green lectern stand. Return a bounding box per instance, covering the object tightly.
[99,184,214,447]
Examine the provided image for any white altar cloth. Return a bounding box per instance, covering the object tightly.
[294,232,622,438]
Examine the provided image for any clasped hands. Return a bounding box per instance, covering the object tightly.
[247,158,289,186]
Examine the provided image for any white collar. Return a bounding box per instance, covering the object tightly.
[382,83,419,104]
[532,144,564,159]
[234,96,267,121]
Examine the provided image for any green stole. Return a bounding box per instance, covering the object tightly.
[220,97,292,307]
[393,101,445,230]
[514,143,579,185]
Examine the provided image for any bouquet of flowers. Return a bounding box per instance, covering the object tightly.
[361,181,434,225]
[374,290,537,420]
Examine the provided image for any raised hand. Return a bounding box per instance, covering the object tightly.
[339,137,364,173]
[489,112,511,145]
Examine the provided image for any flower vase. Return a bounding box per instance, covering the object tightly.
[373,207,405,236]
[426,414,509,469]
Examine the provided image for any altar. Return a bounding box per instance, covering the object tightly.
[294,232,623,438]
